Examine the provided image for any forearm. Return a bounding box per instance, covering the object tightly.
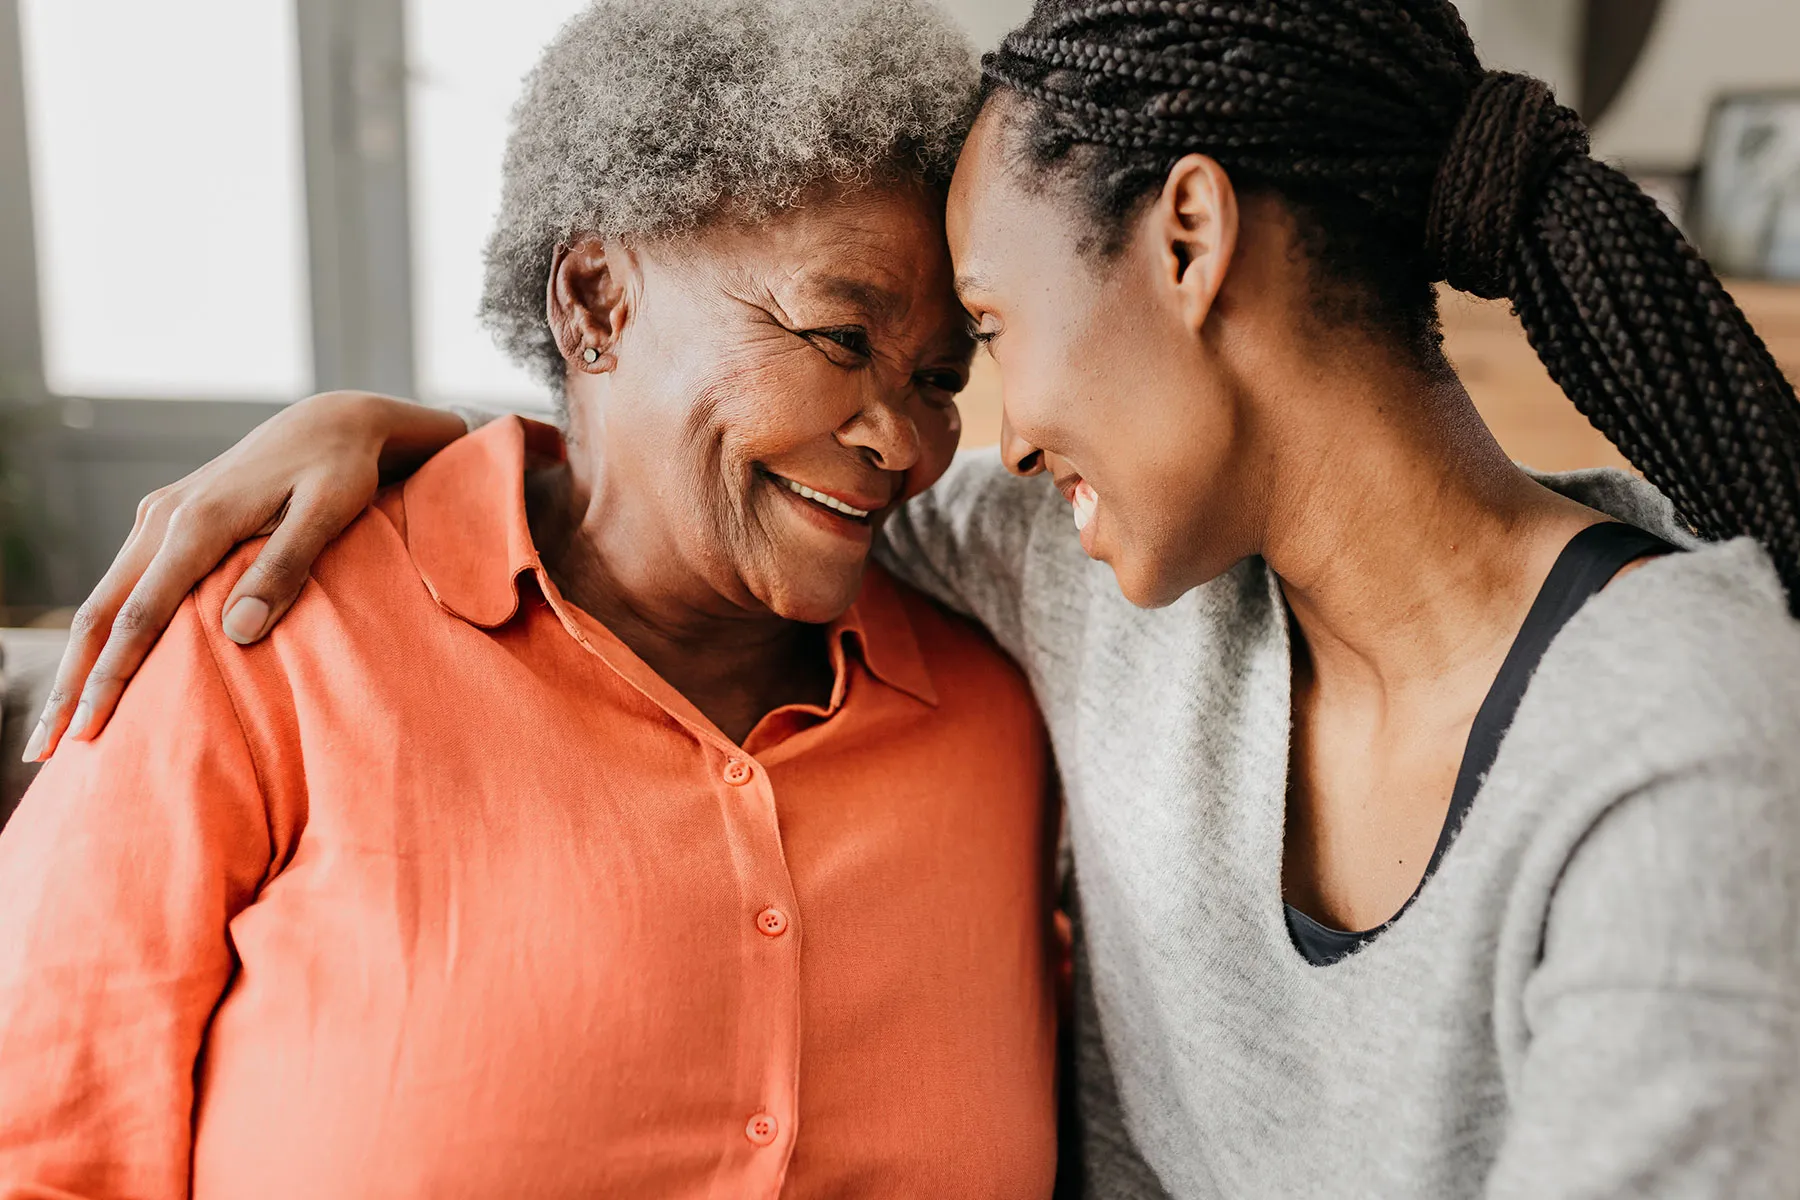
[875,448,1051,653]
[354,393,473,481]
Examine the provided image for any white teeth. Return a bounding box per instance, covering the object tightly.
[782,477,870,519]
[1072,480,1099,533]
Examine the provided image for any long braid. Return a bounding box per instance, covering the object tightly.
[986,0,1800,611]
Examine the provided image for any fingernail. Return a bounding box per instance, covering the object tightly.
[223,597,270,644]
[20,721,46,764]
[66,702,93,743]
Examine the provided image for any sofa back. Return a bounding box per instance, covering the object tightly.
[1,629,68,826]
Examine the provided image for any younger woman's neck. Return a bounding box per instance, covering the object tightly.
[1259,353,1602,695]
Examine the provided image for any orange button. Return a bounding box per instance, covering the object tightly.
[756,908,789,938]
[723,759,754,786]
[745,1113,779,1146]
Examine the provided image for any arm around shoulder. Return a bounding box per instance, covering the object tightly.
[27,390,470,764]
[876,447,1060,652]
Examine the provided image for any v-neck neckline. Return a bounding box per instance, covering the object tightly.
[1278,521,1678,966]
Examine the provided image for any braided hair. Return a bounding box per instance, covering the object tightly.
[983,0,1800,611]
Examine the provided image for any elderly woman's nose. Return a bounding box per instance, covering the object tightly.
[839,396,924,473]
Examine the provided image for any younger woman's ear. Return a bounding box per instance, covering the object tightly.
[546,236,635,373]
[1150,154,1238,331]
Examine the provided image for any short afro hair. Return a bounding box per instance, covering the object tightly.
[481,0,980,392]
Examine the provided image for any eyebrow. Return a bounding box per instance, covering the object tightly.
[953,271,991,299]
[815,275,905,322]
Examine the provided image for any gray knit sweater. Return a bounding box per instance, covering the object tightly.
[877,451,1800,1200]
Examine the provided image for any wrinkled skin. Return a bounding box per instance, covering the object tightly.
[541,183,966,634]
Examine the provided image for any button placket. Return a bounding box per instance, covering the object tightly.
[713,750,800,1186]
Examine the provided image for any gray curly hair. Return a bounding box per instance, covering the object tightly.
[480,0,981,392]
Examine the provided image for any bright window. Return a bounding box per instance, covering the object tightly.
[405,0,595,410]
[19,0,311,400]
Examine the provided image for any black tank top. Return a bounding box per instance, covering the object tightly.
[1285,521,1680,967]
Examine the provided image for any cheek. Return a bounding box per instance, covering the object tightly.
[699,341,857,468]
[1002,295,1238,570]
[992,308,1127,462]
[1107,376,1247,607]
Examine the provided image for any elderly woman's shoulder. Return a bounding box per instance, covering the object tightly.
[192,486,423,644]
[873,561,1041,716]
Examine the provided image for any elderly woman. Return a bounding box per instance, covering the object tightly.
[0,2,1059,1197]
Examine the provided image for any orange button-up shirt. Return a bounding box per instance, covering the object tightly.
[0,418,1057,1199]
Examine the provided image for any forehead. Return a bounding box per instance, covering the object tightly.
[709,184,956,315]
[946,104,1061,293]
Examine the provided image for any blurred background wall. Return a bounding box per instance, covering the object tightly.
[0,0,1797,617]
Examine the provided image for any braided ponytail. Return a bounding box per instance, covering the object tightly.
[985,0,1800,611]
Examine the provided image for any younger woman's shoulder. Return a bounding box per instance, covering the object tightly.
[1552,535,1800,760]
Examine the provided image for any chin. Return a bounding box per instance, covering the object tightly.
[761,573,866,626]
[1114,571,1184,610]
[1109,551,1210,611]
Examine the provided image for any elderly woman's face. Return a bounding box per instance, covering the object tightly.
[554,183,969,624]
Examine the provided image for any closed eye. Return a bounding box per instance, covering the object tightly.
[805,327,873,358]
[915,369,967,399]
[963,314,998,348]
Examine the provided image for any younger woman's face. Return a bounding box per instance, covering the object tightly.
[946,103,1266,609]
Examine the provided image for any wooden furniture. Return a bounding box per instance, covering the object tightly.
[955,281,1800,473]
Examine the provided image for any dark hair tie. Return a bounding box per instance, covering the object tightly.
[1425,71,1590,300]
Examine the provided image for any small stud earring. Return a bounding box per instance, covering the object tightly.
[582,347,600,365]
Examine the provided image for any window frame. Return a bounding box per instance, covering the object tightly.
[0,0,419,611]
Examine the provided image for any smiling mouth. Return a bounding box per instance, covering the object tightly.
[763,470,876,524]
[1071,481,1098,532]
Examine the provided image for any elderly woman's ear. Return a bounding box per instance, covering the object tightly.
[547,236,635,373]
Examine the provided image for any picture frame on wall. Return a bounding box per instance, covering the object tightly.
[1694,90,1800,281]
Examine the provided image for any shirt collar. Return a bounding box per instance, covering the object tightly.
[833,562,939,708]
[402,416,938,708]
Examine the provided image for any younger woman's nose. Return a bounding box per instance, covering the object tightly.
[1000,413,1044,477]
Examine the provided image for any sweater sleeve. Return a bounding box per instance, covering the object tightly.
[875,447,1057,657]
[1483,761,1800,1199]
[0,599,276,1200]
